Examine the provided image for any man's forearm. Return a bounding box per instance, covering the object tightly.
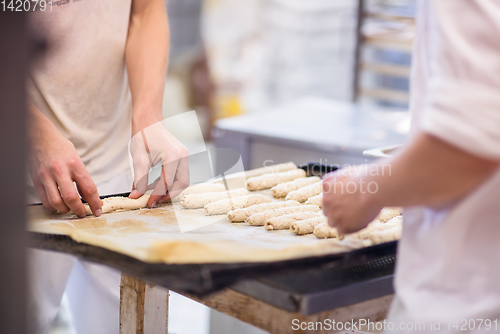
[357,133,499,209]
[126,0,169,134]
[28,103,60,144]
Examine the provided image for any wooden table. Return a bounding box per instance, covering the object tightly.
[119,274,393,334]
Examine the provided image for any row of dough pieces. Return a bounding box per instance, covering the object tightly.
[226,200,402,244]
[84,163,401,244]
[175,169,402,243]
[178,168,322,213]
[79,161,300,215]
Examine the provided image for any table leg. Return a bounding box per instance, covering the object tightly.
[119,274,169,334]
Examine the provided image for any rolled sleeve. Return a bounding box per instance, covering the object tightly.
[422,79,500,160]
[419,0,500,160]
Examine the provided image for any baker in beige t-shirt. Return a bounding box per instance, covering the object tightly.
[28,1,188,333]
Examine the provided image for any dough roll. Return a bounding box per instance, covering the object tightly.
[285,181,323,202]
[246,169,306,191]
[290,215,327,235]
[176,183,226,201]
[204,195,272,216]
[377,207,403,223]
[305,193,323,208]
[247,205,320,226]
[352,215,403,240]
[271,176,320,198]
[313,222,339,239]
[265,212,321,231]
[180,188,248,209]
[245,161,298,179]
[83,195,150,216]
[227,200,300,222]
[368,225,402,244]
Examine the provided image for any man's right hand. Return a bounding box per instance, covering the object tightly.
[29,105,102,217]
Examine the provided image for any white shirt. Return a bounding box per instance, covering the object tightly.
[28,0,133,185]
[387,1,500,332]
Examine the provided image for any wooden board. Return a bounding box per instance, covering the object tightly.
[186,289,393,334]
[27,189,362,265]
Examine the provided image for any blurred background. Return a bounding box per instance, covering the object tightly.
[164,0,416,132]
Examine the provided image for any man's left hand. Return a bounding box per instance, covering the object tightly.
[129,116,190,208]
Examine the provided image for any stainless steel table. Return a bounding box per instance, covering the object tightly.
[212,97,410,173]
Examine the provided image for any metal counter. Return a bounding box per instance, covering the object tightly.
[212,97,410,173]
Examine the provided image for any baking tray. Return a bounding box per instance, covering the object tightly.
[232,245,396,314]
[28,162,397,307]
[29,231,396,299]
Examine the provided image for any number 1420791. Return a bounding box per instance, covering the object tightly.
[1,0,53,11]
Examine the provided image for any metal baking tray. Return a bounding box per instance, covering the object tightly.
[28,162,397,310]
[232,244,396,314]
[29,231,396,298]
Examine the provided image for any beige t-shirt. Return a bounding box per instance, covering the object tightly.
[29,0,133,185]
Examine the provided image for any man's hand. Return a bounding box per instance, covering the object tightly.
[322,168,382,235]
[129,115,190,207]
[29,105,102,217]
[322,133,500,234]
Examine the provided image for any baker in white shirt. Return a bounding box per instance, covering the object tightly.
[322,0,500,332]
[28,0,189,333]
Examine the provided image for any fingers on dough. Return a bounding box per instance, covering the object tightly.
[176,183,226,202]
[247,205,320,226]
[180,188,248,209]
[290,215,327,235]
[305,193,323,208]
[271,176,320,198]
[83,195,150,216]
[246,169,306,191]
[227,200,301,222]
[285,181,323,202]
[313,222,339,239]
[204,195,272,216]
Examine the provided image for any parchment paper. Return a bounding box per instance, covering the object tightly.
[27,188,361,264]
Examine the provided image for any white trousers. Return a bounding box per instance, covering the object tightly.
[29,169,133,334]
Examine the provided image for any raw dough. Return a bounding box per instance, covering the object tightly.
[305,193,323,208]
[290,215,327,235]
[209,162,298,187]
[204,195,272,216]
[247,205,321,226]
[354,215,403,239]
[377,207,402,223]
[348,216,403,244]
[286,181,322,202]
[246,169,306,191]
[265,212,321,231]
[244,161,298,179]
[176,183,226,202]
[180,188,248,209]
[313,222,339,239]
[227,200,300,222]
[271,176,320,198]
[368,225,402,244]
[83,195,150,216]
